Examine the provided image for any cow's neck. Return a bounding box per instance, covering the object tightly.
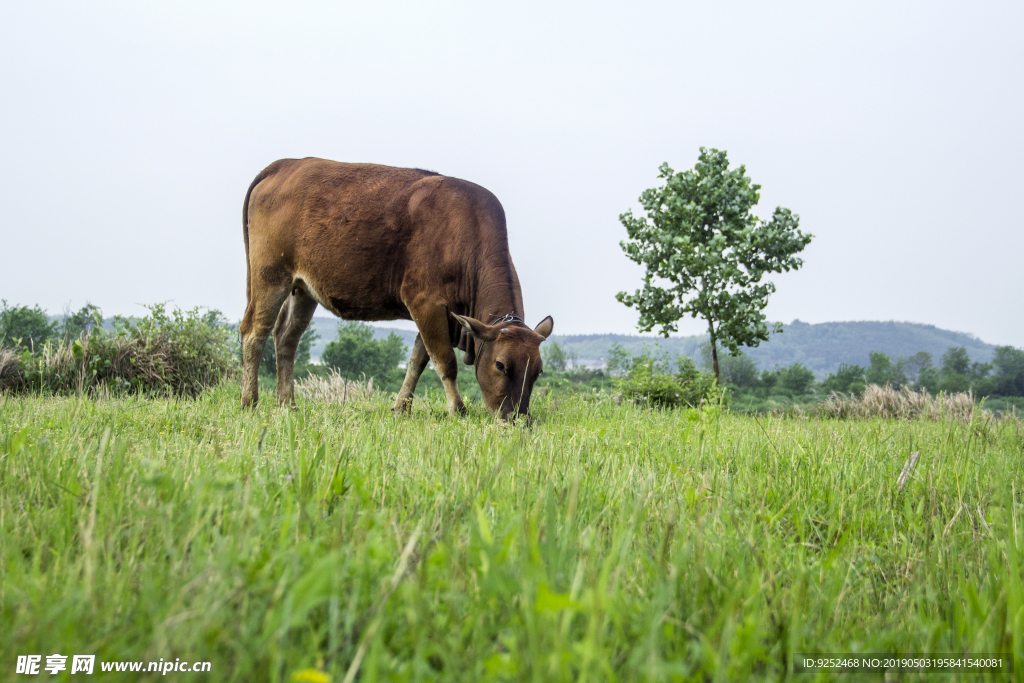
[473,261,524,324]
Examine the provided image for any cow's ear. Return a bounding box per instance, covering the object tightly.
[451,313,500,342]
[534,316,553,339]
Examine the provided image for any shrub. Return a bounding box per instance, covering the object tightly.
[617,350,724,409]
[2,304,238,397]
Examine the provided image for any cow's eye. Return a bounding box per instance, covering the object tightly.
[495,361,505,373]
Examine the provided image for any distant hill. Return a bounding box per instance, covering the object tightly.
[552,320,998,378]
[306,318,1001,379]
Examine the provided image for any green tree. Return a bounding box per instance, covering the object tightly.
[777,362,816,394]
[59,303,103,341]
[865,351,907,388]
[542,341,568,372]
[899,351,933,387]
[822,363,866,394]
[941,346,971,376]
[321,322,406,380]
[917,365,941,393]
[0,300,56,351]
[992,346,1024,396]
[616,148,812,382]
[937,346,992,394]
[699,343,760,388]
[604,343,631,377]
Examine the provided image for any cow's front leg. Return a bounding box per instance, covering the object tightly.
[409,305,466,416]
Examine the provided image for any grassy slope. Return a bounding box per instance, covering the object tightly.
[2,387,1023,681]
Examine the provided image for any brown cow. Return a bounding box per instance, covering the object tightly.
[239,158,553,419]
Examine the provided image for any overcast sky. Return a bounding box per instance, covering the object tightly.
[2,1,1021,346]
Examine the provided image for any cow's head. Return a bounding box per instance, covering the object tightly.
[451,313,553,420]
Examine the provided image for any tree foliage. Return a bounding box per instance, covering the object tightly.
[321,322,406,381]
[776,362,816,395]
[604,343,632,378]
[542,341,568,372]
[59,303,103,341]
[992,346,1024,397]
[616,148,812,381]
[937,346,992,394]
[820,346,1016,398]
[0,300,56,351]
[699,344,760,388]
[822,363,867,395]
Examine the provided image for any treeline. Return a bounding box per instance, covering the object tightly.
[548,321,1001,378]
[707,343,1024,398]
[5,299,1022,412]
[539,338,1024,414]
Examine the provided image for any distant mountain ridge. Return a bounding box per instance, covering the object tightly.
[307,318,1000,378]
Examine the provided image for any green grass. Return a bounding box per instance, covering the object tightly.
[2,385,1024,681]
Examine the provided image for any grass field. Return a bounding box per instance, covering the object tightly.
[2,385,1024,681]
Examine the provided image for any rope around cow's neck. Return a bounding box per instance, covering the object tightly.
[489,313,525,325]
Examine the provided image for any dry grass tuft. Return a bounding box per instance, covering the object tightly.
[817,384,989,422]
[296,370,375,404]
[0,347,24,391]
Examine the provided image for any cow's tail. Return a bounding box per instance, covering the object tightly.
[242,167,274,305]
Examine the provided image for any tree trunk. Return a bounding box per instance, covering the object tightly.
[708,321,720,382]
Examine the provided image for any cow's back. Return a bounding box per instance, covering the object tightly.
[244,158,509,323]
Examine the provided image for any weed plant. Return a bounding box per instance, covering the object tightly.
[1,387,1023,681]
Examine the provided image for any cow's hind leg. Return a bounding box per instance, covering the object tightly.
[393,334,430,414]
[240,285,290,409]
[273,287,318,406]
